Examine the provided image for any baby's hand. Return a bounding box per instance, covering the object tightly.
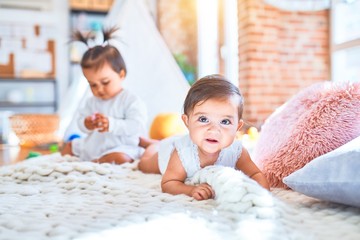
[84,115,97,130]
[190,183,215,201]
[92,113,109,132]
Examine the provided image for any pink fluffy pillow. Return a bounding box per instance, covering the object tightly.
[253,81,360,188]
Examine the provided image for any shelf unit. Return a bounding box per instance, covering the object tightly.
[69,7,109,86]
[0,78,57,114]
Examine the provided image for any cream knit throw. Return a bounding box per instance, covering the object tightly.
[0,154,359,240]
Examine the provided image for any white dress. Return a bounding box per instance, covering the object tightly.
[158,135,243,178]
[72,89,147,162]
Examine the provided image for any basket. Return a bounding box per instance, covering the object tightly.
[9,114,60,147]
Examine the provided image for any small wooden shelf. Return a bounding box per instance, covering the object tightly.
[0,102,56,108]
[69,0,113,13]
[0,78,56,82]
[0,78,57,113]
[70,9,108,15]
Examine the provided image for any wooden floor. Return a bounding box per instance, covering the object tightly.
[0,144,53,166]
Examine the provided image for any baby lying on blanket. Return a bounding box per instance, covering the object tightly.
[139,75,270,200]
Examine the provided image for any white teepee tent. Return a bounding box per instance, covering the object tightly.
[60,0,190,140]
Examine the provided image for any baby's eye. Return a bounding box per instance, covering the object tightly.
[102,81,110,85]
[198,116,209,123]
[90,84,97,88]
[220,119,231,125]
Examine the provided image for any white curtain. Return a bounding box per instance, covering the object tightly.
[263,0,330,11]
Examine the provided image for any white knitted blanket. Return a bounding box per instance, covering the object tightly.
[0,154,359,240]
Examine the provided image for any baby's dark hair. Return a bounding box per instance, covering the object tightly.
[72,26,126,74]
[183,74,244,119]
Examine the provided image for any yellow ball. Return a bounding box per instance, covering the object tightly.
[247,126,259,141]
[149,113,187,140]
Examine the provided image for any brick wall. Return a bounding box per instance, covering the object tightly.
[157,0,197,67]
[238,0,330,127]
[157,0,330,127]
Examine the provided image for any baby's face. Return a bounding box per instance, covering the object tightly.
[182,96,242,156]
[83,63,125,100]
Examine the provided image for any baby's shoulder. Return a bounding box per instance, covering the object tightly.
[223,139,243,155]
[119,89,144,103]
[231,139,243,148]
[118,89,136,98]
[173,135,192,148]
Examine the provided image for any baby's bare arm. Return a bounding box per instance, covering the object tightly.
[161,151,192,196]
[236,148,270,190]
[161,151,215,200]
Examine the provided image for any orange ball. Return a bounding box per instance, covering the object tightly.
[149,113,187,140]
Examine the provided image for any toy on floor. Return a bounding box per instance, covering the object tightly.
[26,151,41,159]
[67,134,81,142]
[49,144,59,153]
[26,142,60,159]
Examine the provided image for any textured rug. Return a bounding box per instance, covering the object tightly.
[0,154,359,240]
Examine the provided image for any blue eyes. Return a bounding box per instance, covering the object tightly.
[221,119,231,125]
[197,116,232,125]
[199,116,209,123]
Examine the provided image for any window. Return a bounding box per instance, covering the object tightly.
[331,0,360,83]
[197,0,239,85]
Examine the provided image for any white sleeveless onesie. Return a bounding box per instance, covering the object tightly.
[158,134,243,178]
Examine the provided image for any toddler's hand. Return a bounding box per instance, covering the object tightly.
[84,115,97,130]
[191,183,215,201]
[92,113,109,132]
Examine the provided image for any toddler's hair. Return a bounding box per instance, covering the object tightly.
[72,26,126,74]
[183,74,244,119]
